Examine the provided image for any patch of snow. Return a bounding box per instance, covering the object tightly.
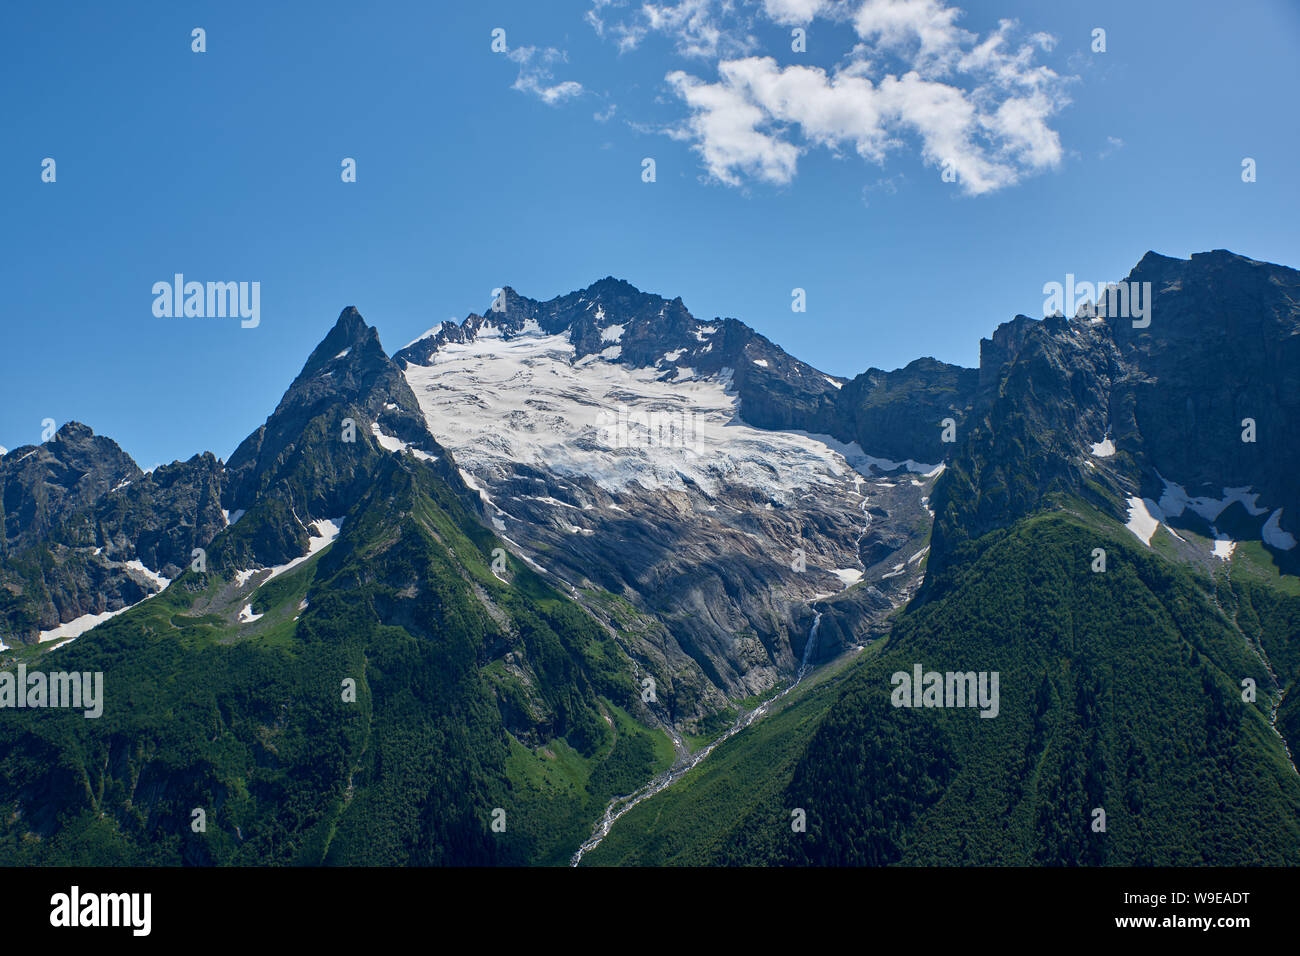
[823,377,842,390]
[786,431,939,479]
[527,495,579,509]
[661,349,685,363]
[39,608,130,644]
[1090,438,1115,458]
[125,560,170,591]
[694,325,717,340]
[37,557,176,645]
[1211,534,1236,560]
[1125,497,1161,547]
[223,508,246,527]
[112,478,133,492]
[752,359,769,368]
[371,422,438,461]
[234,569,259,588]
[403,320,454,350]
[498,535,550,575]
[831,568,862,588]
[238,605,263,623]
[600,323,625,343]
[1263,509,1297,551]
[264,518,345,582]
[335,347,351,359]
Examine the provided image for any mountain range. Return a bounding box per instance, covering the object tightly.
[1,248,1296,865]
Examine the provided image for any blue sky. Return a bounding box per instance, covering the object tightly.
[3,0,1298,468]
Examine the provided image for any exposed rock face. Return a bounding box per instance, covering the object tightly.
[836,357,979,464]
[0,423,207,644]
[1111,251,1300,541]
[1,422,139,549]
[929,249,1300,578]
[221,306,453,568]
[92,453,226,578]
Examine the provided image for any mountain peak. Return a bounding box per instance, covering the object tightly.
[54,421,96,443]
[582,276,643,297]
[296,307,383,382]
[332,305,370,340]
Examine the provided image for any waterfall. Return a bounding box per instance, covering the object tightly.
[798,609,822,682]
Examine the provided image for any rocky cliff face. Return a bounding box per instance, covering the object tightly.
[0,424,223,644]
[836,357,978,464]
[929,249,1300,578]
[1111,251,1300,546]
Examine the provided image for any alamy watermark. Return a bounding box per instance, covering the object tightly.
[1043,275,1152,328]
[152,274,260,328]
[50,886,150,936]
[890,663,999,718]
[0,664,103,718]
[596,404,704,453]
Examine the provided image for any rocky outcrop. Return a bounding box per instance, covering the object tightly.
[928,249,1300,577]
[0,424,215,644]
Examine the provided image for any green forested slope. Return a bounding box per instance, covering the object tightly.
[590,512,1300,865]
[0,455,668,865]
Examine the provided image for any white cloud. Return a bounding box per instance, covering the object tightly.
[655,1,1068,194]
[587,0,650,52]
[509,47,584,105]
[588,0,757,58]
[852,0,967,74]
[667,69,800,184]
[761,0,832,26]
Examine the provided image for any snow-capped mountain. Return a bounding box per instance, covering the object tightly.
[3,252,1296,678]
[396,278,945,712]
